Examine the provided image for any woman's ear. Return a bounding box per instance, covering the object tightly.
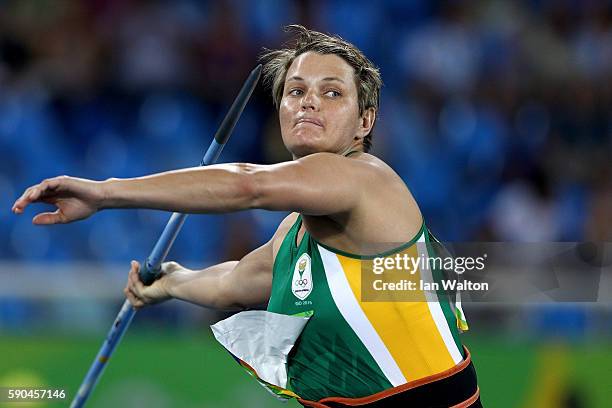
[357,107,376,139]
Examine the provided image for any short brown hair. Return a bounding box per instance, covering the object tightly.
[259,25,382,152]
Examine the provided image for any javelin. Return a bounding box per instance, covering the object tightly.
[69,64,263,408]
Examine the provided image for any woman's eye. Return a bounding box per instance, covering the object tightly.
[325,90,341,97]
[289,89,303,96]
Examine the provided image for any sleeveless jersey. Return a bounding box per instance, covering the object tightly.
[267,215,468,401]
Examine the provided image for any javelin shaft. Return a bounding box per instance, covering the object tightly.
[141,64,262,284]
[70,65,262,408]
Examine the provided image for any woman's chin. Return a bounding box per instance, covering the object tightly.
[286,134,325,157]
[288,141,323,158]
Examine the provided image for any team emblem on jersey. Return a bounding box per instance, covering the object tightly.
[292,253,313,300]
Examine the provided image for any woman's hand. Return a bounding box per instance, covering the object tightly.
[12,176,107,225]
[124,260,179,309]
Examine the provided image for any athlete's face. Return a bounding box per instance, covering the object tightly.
[279,52,374,158]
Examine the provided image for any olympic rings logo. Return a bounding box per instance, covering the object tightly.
[295,278,309,287]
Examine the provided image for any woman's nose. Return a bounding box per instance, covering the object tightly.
[301,90,320,111]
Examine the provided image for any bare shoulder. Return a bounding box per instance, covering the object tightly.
[297,151,388,173]
[301,152,411,195]
[301,152,403,183]
[352,153,422,235]
[353,152,403,177]
[303,152,423,250]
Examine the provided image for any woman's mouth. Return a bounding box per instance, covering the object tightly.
[295,117,324,128]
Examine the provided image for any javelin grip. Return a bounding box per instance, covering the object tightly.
[138,212,187,285]
[70,64,262,408]
[139,260,162,286]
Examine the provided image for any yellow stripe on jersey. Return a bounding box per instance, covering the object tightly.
[336,246,460,381]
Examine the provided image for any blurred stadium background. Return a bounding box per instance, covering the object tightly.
[1,0,610,407]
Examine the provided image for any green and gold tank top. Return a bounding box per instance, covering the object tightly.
[267,215,468,401]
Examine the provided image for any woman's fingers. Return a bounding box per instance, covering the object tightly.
[16,186,66,224]
[124,286,144,309]
[12,186,36,213]
[125,261,144,309]
[127,261,152,308]
[129,261,145,290]
[12,178,61,213]
[125,260,170,308]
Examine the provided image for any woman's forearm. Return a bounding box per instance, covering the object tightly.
[165,261,240,309]
[101,163,258,214]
